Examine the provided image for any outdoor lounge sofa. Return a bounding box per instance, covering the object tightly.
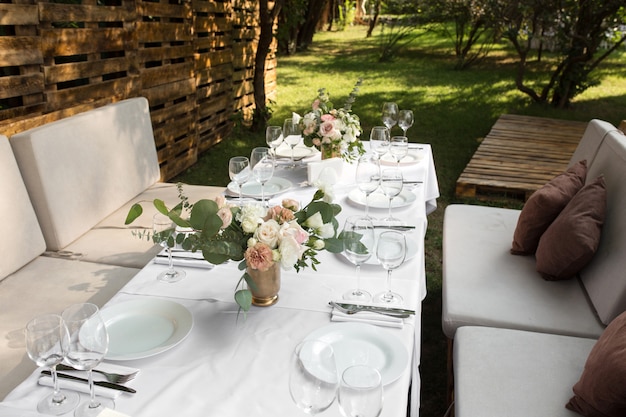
[443,119,626,416]
[1,98,223,399]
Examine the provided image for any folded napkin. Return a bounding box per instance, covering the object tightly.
[154,249,213,269]
[330,308,404,329]
[98,408,132,417]
[38,376,122,399]
[307,158,343,184]
[0,404,48,417]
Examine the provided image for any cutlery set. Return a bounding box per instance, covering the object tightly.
[41,365,138,394]
[329,301,415,319]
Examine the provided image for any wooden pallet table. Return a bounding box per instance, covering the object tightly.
[456,114,588,201]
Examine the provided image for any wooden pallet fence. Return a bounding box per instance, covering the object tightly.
[0,0,277,180]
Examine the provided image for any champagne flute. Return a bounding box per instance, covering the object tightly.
[338,365,384,417]
[153,213,185,283]
[397,110,414,136]
[266,125,283,163]
[341,216,376,301]
[381,102,398,133]
[250,147,274,207]
[62,303,113,417]
[289,340,339,415]
[283,118,302,169]
[369,126,390,160]
[390,136,409,167]
[25,314,80,415]
[228,156,251,204]
[374,231,407,304]
[380,168,403,224]
[355,154,381,219]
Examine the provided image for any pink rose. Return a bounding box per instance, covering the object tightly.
[282,199,300,212]
[214,195,227,209]
[320,114,335,122]
[312,99,321,110]
[281,221,309,245]
[245,242,275,271]
[319,120,336,137]
[265,206,295,224]
[217,207,233,229]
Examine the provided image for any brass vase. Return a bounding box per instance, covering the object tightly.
[321,143,341,160]
[246,263,281,306]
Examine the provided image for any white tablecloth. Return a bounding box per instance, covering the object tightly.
[2,144,438,417]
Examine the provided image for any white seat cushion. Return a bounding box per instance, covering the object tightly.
[442,204,605,339]
[454,326,596,417]
[568,119,622,168]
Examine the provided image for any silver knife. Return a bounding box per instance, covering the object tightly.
[41,370,136,394]
[334,302,415,315]
[372,225,415,230]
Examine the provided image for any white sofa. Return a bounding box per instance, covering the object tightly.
[1,98,224,399]
[443,120,626,416]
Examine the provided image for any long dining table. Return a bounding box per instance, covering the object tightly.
[2,142,439,417]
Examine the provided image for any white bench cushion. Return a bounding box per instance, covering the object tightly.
[0,135,46,281]
[442,204,605,339]
[10,98,160,251]
[568,119,622,168]
[454,326,596,417]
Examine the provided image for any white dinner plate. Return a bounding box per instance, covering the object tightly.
[303,322,409,385]
[348,188,416,209]
[338,232,419,266]
[275,145,317,160]
[227,177,293,198]
[101,299,193,361]
[380,149,425,166]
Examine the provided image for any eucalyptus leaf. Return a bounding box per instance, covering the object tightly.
[189,199,219,230]
[234,289,252,312]
[323,237,344,253]
[125,204,143,225]
[154,199,169,215]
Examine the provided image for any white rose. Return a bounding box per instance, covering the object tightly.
[313,239,325,250]
[255,219,281,249]
[304,212,324,229]
[318,223,335,239]
[279,235,303,269]
[247,237,257,248]
[238,205,266,234]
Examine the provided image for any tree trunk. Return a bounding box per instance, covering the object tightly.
[365,0,381,38]
[297,0,329,49]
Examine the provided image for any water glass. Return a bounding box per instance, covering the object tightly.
[289,340,339,415]
[341,216,376,301]
[62,303,113,417]
[390,136,409,166]
[153,213,185,283]
[283,118,302,169]
[398,110,414,136]
[355,154,381,219]
[266,125,283,161]
[250,147,274,206]
[26,314,80,415]
[381,102,398,132]
[228,156,251,204]
[338,365,383,417]
[374,231,407,304]
[369,126,390,160]
[380,168,403,224]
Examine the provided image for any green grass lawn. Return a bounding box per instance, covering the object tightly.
[175,24,626,416]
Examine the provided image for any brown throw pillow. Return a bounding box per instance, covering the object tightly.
[535,176,606,281]
[566,310,626,416]
[511,160,587,255]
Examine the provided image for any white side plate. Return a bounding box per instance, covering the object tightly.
[348,189,416,209]
[227,177,293,198]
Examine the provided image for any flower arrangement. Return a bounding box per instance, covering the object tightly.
[294,79,365,162]
[125,184,344,312]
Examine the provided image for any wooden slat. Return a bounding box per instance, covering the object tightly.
[0,4,39,25]
[456,114,588,201]
[0,37,43,66]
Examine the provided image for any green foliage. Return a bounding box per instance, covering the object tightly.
[377,16,421,62]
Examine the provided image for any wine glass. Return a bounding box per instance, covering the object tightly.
[390,136,409,167]
[62,303,113,417]
[228,156,251,204]
[397,110,414,136]
[152,213,185,283]
[341,216,376,301]
[380,168,403,224]
[381,102,398,133]
[338,365,384,417]
[250,147,274,207]
[355,154,381,219]
[369,126,390,160]
[25,314,80,415]
[266,125,283,162]
[283,118,302,169]
[374,231,406,304]
[289,340,339,415]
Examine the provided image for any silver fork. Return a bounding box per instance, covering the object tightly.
[57,364,138,384]
[329,301,410,318]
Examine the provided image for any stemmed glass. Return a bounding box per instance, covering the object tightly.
[369,126,390,160]
[289,340,339,415]
[62,303,112,417]
[250,147,274,207]
[283,118,302,169]
[341,216,376,301]
[338,365,384,417]
[397,110,414,136]
[228,156,251,204]
[25,314,80,415]
[390,136,409,167]
[381,102,398,133]
[355,154,381,219]
[266,125,283,164]
[380,168,404,224]
[152,213,185,283]
[374,231,407,304]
